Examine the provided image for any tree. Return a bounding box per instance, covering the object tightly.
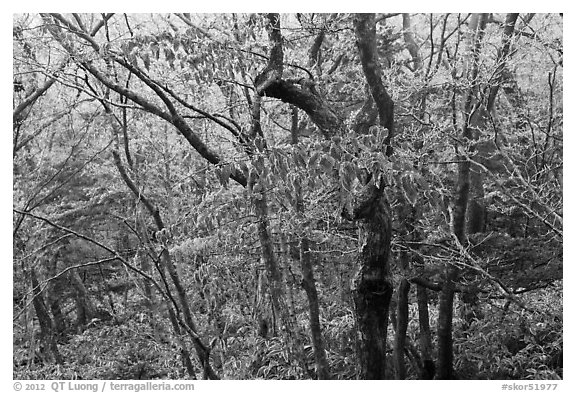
[13,12,562,380]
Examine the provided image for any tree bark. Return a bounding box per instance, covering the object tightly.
[416,284,435,379]
[393,278,410,379]
[350,187,393,379]
[486,14,521,112]
[354,14,395,154]
[166,306,198,378]
[402,14,422,71]
[262,80,345,138]
[436,266,458,379]
[350,14,395,379]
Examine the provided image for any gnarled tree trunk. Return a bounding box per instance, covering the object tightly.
[351,14,395,379]
[349,186,393,379]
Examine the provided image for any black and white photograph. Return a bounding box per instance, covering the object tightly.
[11,10,564,383]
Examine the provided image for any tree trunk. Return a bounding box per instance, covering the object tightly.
[466,14,519,235]
[402,14,422,71]
[299,236,331,379]
[160,248,218,379]
[393,201,416,380]
[137,246,155,311]
[291,105,331,380]
[46,254,66,336]
[466,172,487,234]
[280,234,311,378]
[254,268,271,338]
[436,13,488,380]
[350,188,393,379]
[30,268,63,364]
[416,284,435,379]
[393,278,410,379]
[350,14,395,379]
[69,268,97,329]
[166,305,197,378]
[250,182,298,338]
[353,14,394,151]
[436,266,459,379]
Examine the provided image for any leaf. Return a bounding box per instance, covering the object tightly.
[252,182,263,194]
[128,53,138,67]
[276,155,288,180]
[239,162,250,178]
[255,137,265,153]
[150,42,160,60]
[320,155,336,173]
[401,174,418,205]
[330,145,341,161]
[340,170,352,190]
[127,40,138,54]
[221,163,233,186]
[308,176,316,190]
[164,47,175,62]
[344,161,359,191]
[293,149,306,168]
[341,161,356,184]
[215,166,231,186]
[297,149,308,168]
[308,152,320,168]
[141,52,151,71]
[120,42,129,56]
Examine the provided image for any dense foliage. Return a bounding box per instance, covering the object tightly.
[13,13,562,380]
